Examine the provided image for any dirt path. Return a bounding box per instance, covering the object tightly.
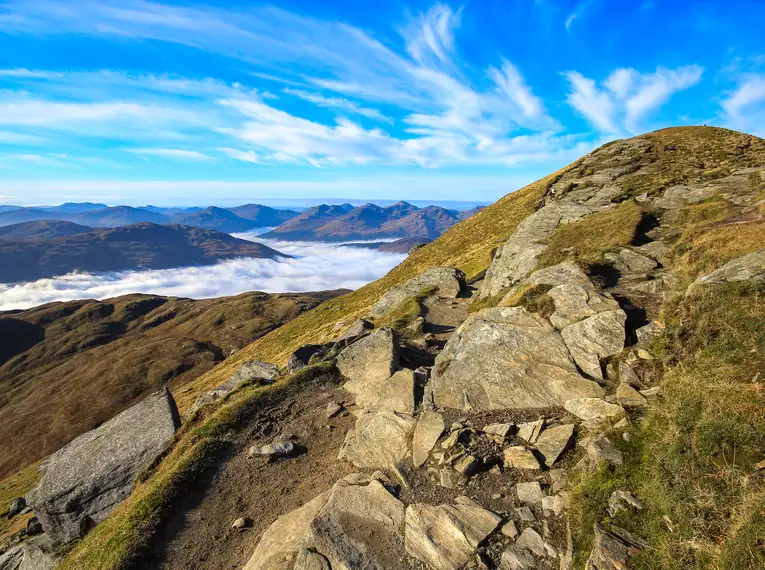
[421,282,477,342]
[136,370,356,570]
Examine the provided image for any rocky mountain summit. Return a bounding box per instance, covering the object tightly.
[3,127,765,570]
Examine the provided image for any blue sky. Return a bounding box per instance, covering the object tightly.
[0,0,764,207]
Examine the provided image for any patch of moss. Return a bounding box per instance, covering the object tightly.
[500,284,555,318]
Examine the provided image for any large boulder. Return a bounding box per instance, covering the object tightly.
[192,359,280,411]
[337,329,400,396]
[354,369,415,414]
[244,476,406,570]
[560,310,627,380]
[689,250,765,291]
[431,307,603,411]
[26,389,181,544]
[371,267,465,318]
[287,344,327,373]
[547,284,620,330]
[405,497,502,570]
[338,411,416,470]
[412,411,445,468]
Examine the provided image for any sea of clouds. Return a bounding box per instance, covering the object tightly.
[0,232,406,311]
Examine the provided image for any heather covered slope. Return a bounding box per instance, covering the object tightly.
[0,289,345,481]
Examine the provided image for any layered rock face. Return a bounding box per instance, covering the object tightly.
[26,389,181,544]
[430,306,604,410]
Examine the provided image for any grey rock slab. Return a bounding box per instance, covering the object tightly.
[516,481,543,504]
[0,535,57,570]
[499,545,538,570]
[587,436,624,469]
[690,249,765,291]
[355,368,415,414]
[616,383,648,407]
[413,411,445,468]
[249,440,295,459]
[244,477,406,570]
[405,499,502,570]
[604,248,658,276]
[618,361,641,386]
[541,493,567,517]
[338,410,416,470]
[7,497,26,519]
[504,447,541,470]
[26,389,180,544]
[564,398,626,421]
[523,261,593,289]
[516,419,544,444]
[193,359,279,411]
[372,266,466,317]
[635,321,665,346]
[432,307,603,411]
[339,318,373,341]
[287,344,327,373]
[483,423,514,443]
[337,329,400,397]
[560,309,627,380]
[548,284,620,330]
[586,524,643,570]
[516,528,546,557]
[608,490,644,518]
[534,424,575,467]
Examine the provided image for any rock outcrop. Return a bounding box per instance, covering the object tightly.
[26,389,181,544]
[371,267,465,318]
[431,307,603,410]
[243,475,406,570]
[193,359,280,411]
[0,535,58,570]
[336,329,399,395]
[689,249,765,291]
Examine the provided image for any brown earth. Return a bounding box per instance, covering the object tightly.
[0,288,347,479]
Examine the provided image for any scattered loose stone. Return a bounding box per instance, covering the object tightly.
[483,423,514,443]
[454,454,480,477]
[534,424,575,467]
[635,321,665,346]
[325,401,343,419]
[440,469,457,489]
[338,410,416,470]
[501,521,518,539]
[503,447,541,470]
[587,436,624,468]
[232,517,251,530]
[542,493,567,517]
[249,440,295,459]
[499,545,537,570]
[586,524,644,570]
[616,383,648,407]
[618,361,642,385]
[640,386,662,397]
[7,497,26,519]
[514,506,535,522]
[516,528,546,557]
[564,398,626,421]
[516,481,543,504]
[412,411,446,468]
[608,490,644,517]
[516,420,544,444]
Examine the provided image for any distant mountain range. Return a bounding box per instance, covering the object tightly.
[0,222,286,283]
[0,201,482,241]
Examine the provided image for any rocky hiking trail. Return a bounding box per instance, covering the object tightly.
[6,128,765,570]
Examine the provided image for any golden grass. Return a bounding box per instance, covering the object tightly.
[0,462,40,543]
[536,200,644,268]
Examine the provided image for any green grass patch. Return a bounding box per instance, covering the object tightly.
[500,284,555,318]
[373,287,436,336]
[536,201,644,268]
[0,463,40,543]
[569,282,765,569]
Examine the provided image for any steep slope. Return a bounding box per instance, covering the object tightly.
[0,220,93,241]
[0,223,285,283]
[227,204,299,226]
[170,206,259,233]
[0,289,346,480]
[260,203,354,240]
[23,127,765,570]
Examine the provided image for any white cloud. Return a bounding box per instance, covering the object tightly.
[720,74,765,136]
[564,66,703,134]
[126,148,212,161]
[0,1,576,169]
[219,147,259,163]
[282,88,390,123]
[0,239,406,311]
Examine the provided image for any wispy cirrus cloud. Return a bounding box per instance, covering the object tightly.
[563,65,704,134]
[0,1,580,169]
[720,74,765,136]
[126,148,212,161]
